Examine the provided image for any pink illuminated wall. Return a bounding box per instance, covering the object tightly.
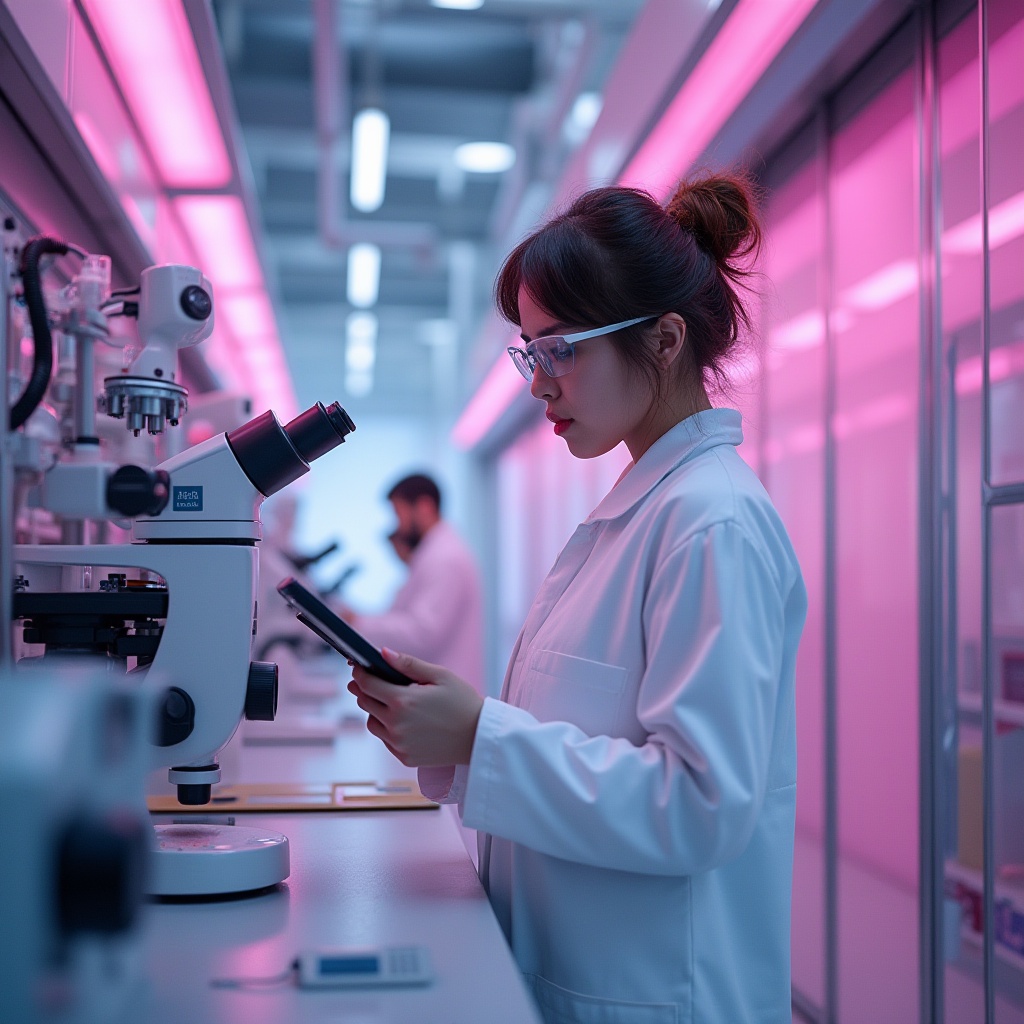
[831,68,921,896]
[761,149,827,1005]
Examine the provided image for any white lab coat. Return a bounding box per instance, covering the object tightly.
[420,409,807,1024]
[358,520,485,694]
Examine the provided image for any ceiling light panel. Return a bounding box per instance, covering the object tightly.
[347,243,382,308]
[351,108,391,212]
[454,141,516,173]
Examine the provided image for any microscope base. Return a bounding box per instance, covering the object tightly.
[149,823,290,896]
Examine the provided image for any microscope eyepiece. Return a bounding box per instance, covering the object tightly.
[284,401,355,464]
[226,402,356,498]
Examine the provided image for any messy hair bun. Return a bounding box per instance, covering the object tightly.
[495,168,763,392]
[665,172,762,270]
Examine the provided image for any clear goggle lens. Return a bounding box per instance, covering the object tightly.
[506,315,657,381]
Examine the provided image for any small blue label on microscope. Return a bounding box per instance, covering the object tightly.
[173,486,203,512]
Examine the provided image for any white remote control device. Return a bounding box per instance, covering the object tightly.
[297,946,433,988]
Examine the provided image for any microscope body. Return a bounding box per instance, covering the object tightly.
[14,401,356,802]
[16,541,258,781]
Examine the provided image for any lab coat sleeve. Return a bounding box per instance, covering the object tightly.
[460,520,788,876]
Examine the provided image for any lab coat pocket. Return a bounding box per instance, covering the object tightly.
[523,649,628,737]
[527,974,679,1024]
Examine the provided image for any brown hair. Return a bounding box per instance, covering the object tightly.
[494,170,762,392]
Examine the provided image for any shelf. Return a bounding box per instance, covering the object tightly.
[945,860,1024,971]
[960,924,1024,972]
[957,693,1024,727]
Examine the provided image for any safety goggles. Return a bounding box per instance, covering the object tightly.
[507,315,658,381]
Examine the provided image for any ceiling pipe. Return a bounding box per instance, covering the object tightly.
[312,0,438,256]
[489,17,598,248]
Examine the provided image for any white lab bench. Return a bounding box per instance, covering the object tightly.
[129,677,542,1023]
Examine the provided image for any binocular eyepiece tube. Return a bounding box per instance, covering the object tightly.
[226,401,356,498]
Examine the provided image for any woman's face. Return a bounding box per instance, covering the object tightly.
[519,287,658,461]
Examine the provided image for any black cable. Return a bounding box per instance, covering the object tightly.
[10,236,70,429]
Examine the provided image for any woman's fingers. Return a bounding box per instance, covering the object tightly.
[381,647,447,684]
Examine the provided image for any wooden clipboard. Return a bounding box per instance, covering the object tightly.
[147,779,438,813]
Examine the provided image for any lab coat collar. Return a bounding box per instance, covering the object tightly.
[587,408,743,523]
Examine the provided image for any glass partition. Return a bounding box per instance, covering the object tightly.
[761,131,827,1010]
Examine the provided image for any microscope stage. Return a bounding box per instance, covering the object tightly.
[149,823,290,896]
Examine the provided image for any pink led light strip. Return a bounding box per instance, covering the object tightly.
[80,0,231,189]
[621,0,820,196]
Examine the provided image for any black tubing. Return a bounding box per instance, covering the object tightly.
[11,236,70,429]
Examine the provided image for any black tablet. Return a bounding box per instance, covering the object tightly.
[276,576,416,685]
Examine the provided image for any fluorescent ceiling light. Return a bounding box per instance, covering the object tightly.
[454,142,516,174]
[563,92,603,146]
[347,243,382,308]
[345,311,377,397]
[81,0,231,188]
[351,108,390,213]
[346,312,378,371]
[431,0,484,9]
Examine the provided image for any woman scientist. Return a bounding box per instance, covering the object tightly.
[349,172,807,1024]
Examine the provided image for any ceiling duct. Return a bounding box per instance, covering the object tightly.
[311,0,438,257]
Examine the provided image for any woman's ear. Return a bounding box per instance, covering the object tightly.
[653,313,687,369]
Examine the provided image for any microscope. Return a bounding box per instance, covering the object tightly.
[6,232,357,895]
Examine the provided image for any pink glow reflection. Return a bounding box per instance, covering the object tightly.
[74,111,118,180]
[173,195,263,293]
[221,292,276,338]
[944,190,1024,253]
[841,259,918,311]
[771,309,825,351]
[81,0,231,189]
[621,0,819,195]
[832,392,913,440]
[954,347,1017,395]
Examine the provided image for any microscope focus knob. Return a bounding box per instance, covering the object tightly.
[56,814,147,935]
[244,661,279,722]
[106,465,171,516]
[156,686,195,746]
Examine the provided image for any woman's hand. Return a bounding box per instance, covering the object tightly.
[348,649,484,767]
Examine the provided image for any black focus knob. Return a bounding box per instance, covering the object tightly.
[156,686,195,747]
[56,814,147,935]
[180,284,212,321]
[106,465,170,517]
[244,661,279,722]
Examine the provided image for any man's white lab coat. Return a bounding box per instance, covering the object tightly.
[420,409,807,1024]
[358,519,485,694]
